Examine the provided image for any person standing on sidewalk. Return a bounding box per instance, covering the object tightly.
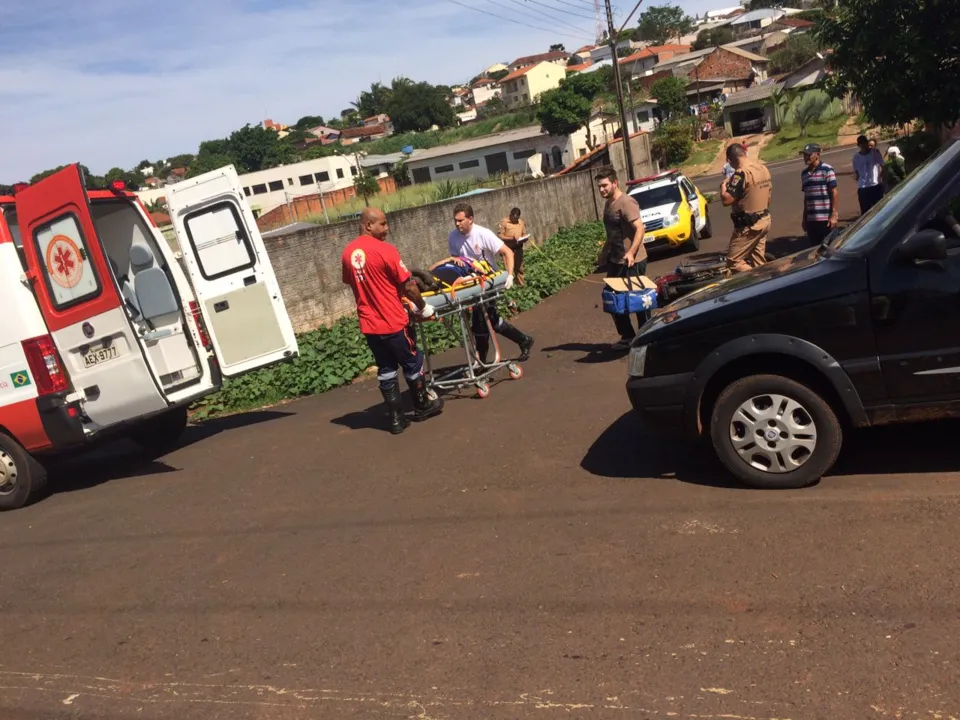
[720,143,772,273]
[341,208,444,435]
[442,202,534,364]
[800,143,839,246]
[853,135,885,214]
[496,207,528,286]
[596,168,647,351]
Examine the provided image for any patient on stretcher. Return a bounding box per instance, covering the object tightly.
[410,256,498,295]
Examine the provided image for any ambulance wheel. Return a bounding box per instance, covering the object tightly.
[508,363,524,380]
[130,407,188,457]
[476,383,490,399]
[701,208,713,239]
[0,431,47,511]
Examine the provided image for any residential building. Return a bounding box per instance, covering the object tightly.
[721,81,782,135]
[507,50,570,73]
[571,45,597,63]
[629,100,660,134]
[590,39,639,65]
[565,59,594,74]
[471,80,501,106]
[340,123,393,145]
[720,7,787,35]
[482,62,508,77]
[640,44,769,100]
[500,61,564,108]
[770,16,815,33]
[308,125,342,145]
[782,54,829,91]
[405,125,581,184]
[362,114,391,128]
[619,44,692,78]
[166,167,187,185]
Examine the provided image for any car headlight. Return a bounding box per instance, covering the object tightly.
[628,344,648,377]
[663,213,681,227]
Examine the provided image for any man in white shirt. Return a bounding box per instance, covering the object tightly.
[435,202,534,364]
[852,135,885,215]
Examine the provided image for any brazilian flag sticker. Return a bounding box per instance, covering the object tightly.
[10,370,31,388]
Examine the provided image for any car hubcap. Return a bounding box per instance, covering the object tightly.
[0,449,18,496]
[729,394,818,474]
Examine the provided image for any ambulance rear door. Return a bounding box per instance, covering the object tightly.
[14,165,169,427]
[165,166,298,377]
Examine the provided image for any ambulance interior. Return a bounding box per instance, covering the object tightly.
[3,202,203,393]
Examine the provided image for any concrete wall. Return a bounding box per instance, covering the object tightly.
[608,133,657,181]
[264,170,604,332]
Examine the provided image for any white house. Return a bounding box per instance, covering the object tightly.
[471,81,502,106]
[134,155,361,216]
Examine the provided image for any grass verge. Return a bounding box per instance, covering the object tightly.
[760,116,848,162]
[682,139,722,171]
[190,222,606,420]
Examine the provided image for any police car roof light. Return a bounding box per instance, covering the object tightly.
[626,169,681,186]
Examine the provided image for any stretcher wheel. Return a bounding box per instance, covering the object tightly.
[508,363,523,380]
[426,388,439,402]
[476,383,490,399]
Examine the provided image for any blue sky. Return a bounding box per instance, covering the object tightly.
[0,0,723,182]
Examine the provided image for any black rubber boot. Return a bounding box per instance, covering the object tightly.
[408,376,444,422]
[498,322,535,361]
[379,383,410,435]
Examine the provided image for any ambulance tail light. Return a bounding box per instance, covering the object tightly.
[21,335,69,396]
[188,301,212,351]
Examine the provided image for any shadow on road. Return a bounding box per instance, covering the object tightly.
[830,420,960,476]
[581,412,742,489]
[43,409,294,498]
[542,342,628,364]
[767,235,810,258]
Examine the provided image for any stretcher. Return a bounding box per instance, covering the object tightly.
[413,267,523,400]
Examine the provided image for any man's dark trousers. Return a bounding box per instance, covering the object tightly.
[806,220,832,247]
[607,260,649,342]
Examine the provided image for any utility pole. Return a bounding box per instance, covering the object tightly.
[604,0,636,181]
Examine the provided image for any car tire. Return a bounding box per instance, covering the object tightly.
[709,374,842,490]
[129,407,189,457]
[0,431,47,511]
[686,220,701,252]
[700,208,713,239]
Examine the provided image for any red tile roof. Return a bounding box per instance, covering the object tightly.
[473,77,495,86]
[776,17,815,27]
[619,44,691,64]
[511,50,569,67]
[500,65,537,83]
[150,211,171,226]
[574,44,597,54]
[566,61,594,73]
[340,124,389,139]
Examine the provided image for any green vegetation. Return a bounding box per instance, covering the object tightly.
[653,119,695,166]
[191,222,606,419]
[537,72,607,138]
[636,4,694,45]
[692,26,734,50]
[682,139,722,170]
[768,34,819,75]
[760,115,848,162]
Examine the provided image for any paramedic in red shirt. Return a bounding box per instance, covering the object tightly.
[342,208,444,434]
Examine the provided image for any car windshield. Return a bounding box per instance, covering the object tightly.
[630,182,682,208]
[830,141,960,254]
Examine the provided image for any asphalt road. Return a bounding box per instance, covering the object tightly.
[3,150,960,720]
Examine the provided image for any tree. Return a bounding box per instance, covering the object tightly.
[536,71,606,141]
[637,5,694,45]
[817,0,960,129]
[550,43,566,52]
[295,115,325,129]
[792,91,829,136]
[353,169,381,204]
[225,124,282,173]
[652,120,694,165]
[387,82,456,132]
[650,76,688,119]
[354,82,393,119]
[135,159,153,171]
[692,26,734,50]
[103,167,143,191]
[489,69,509,82]
[166,154,195,169]
[186,153,235,179]
[768,33,818,74]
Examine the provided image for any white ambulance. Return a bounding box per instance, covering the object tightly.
[0,164,298,510]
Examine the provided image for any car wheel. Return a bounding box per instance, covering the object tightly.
[709,374,842,489]
[700,208,713,239]
[0,431,47,511]
[686,220,701,252]
[130,407,189,457]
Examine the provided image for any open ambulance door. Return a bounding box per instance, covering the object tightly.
[165,166,298,377]
[14,165,170,427]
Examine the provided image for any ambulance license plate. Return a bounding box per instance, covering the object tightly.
[82,346,119,368]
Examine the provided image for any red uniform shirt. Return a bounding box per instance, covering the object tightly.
[341,235,412,335]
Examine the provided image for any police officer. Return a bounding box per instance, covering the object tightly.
[720,143,773,273]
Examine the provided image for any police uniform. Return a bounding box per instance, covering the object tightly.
[725,159,773,273]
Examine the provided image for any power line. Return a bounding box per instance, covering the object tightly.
[498,0,596,34]
[517,0,599,21]
[442,0,594,41]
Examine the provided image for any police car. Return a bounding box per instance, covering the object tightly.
[627,169,712,252]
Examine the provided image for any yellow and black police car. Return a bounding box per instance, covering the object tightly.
[626,169,712,252]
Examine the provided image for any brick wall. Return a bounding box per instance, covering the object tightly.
[256,176,398,231]
[264,170,605,333]
[696,48,754,81]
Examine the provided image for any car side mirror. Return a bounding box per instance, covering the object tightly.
[898,229,947,263]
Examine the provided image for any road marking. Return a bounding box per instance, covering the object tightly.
[62,693,79,705]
